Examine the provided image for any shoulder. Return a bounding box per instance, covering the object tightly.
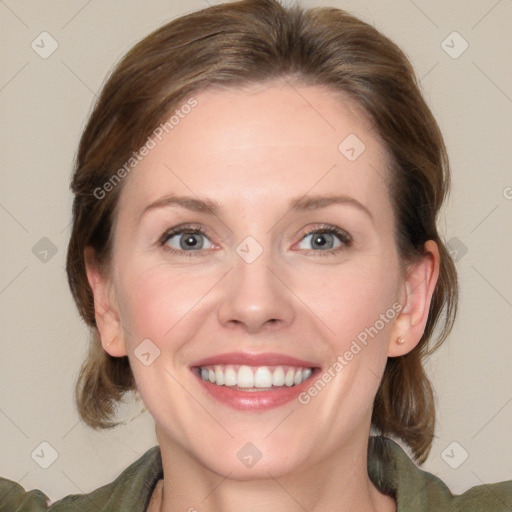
[368,436,512,511]
[0,446,162,511]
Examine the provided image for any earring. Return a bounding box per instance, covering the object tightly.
[105,336,116,347]
[396,336,405,345]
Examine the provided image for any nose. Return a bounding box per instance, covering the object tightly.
[217,249,296,334]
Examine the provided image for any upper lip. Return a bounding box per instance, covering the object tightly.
[190,352,321,368]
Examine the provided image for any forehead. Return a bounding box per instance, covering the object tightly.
[118,83,392,220]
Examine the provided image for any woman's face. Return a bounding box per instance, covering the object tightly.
[95,83,411,477]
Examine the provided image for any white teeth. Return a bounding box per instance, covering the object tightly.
[254,366,272,388]
[237,365,254,388]
[197,364,314,389]
[272,367,285,386]
[215,366,224,385]
[284,368,295,386]
[224,366,237,386]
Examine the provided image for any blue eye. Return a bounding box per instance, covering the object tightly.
[159,223,351,258]
[297,227,351,252]
[161,227,214,252]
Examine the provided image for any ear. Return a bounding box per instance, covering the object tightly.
[388,240,440,357]
[84,247,127,357]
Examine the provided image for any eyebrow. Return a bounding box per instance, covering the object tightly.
[139,193,373,223]
[289,195,373,222]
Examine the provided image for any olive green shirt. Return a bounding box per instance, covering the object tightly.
[1,436,511,511]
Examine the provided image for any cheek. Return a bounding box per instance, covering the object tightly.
[297,256,400,349]
[114,266,196,403]
[115,262,222,344]
[116,270,182,341]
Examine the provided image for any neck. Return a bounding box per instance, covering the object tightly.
[154,427,396,512]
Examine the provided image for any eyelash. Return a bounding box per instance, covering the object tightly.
[159,223,352,258]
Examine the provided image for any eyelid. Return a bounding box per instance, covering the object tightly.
[317,225,350,240]
[159,222,352,257]
[296,224,352,245]
[159,223,216,258]
[159,223,211,244]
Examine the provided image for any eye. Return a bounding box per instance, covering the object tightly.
[159,223,351,256]
[160,225,214,253]
[296,225,351,252]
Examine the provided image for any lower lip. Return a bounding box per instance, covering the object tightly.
[192,369,319,411]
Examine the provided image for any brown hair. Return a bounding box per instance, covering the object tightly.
[66,0,458,463]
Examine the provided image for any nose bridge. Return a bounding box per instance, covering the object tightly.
[216,237,295,332]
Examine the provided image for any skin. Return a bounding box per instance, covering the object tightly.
[86,82,439,512]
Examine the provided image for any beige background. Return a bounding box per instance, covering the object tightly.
[1,0,511,503]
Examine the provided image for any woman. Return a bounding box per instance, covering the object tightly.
[1,0,511,510]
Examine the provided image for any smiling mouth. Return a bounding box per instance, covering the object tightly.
[193,364,316,391]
